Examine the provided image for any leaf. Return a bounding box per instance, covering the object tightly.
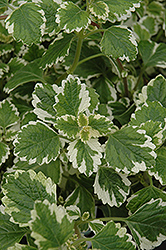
[56,1,91,33]
[105,126,156,174]
[2,170,56,226]
[100,26,138,61]
[0,0,7,8]
[55,115,79,138]
[125,199,166,250]
[14,121,60,165]
[89,1,109,20]
[4,60,45,94]
[0,99,19,130]
[140,16,158,36]
[54,75,90,117]
[148,147,166,185]
[94,167,131,207]
[89,114,113,136]
[133,23,150,41]
[138,41,166,68]
[5,3,45,45]
[130,101,166,128]
[8,244,37,250]
[102,0,140,22]
[0,211,27,250]
[91,221,136,249]
[0,141,10,166]
[0,43,14,56]
[147,74,166,108]
[32,82,57,124]
[22,44,45,62]
[65,186,95,217]
[67,139,102,176]
[40,32,74,69]
[30,200,74,249]
[127,185,166,214]
[86,87,99,113]
[89,220,104,234]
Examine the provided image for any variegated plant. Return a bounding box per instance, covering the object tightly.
[0,0,166,249]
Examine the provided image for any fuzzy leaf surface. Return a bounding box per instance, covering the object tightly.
[14,121,60,165]
[4,60,45,94]
[32,82,57,124]
[6,3,44,45]
[40,33,74,69]
[105,126,156,174]
[56,2,90,33]
[139,41,166,68]
[126,199,166,250]
[92,221,136,249]
[127,185,166,214]
[54,75,90,117]
[2,170,56,226]
[100,26,137,61]
[30,201,74,249]
[0,211,28,250]
[68,139,102,176]
[94,167,130,207]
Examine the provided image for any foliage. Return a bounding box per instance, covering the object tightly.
[0,0,166,249]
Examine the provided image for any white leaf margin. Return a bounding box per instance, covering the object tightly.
[89,1,109,21]
[0,142,10,166]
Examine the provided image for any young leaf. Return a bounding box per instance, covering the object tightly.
[148,147,166,185]
[40,33,74,69]
[14,121,60,165]
[30,200,74,249]
[67,139,102,176]
[0,99,19,130]
[100,26,138,61]
[0,211,28,250]
[138,41,166,68]
[54,75,90,117]
[105,126,156,174]
[89,114,113,136]
[32,82,57,124]
[56,1,91,33]
[2,170,56,226]
[5,3,45,45]
[91,220,136,249]
[89,1,109,21]
[4,59,46,94]
[94,167,131,207]
[0,141,10,166]
[125,199,166,250]
[65,186,95,217]
[55,115,79,138]
[127,185,166,214]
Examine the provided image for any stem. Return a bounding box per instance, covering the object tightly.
[84,29,105,39]
[133,67,145,91]
[72,237,91,247]
[116,58,129,97]
[0,15,8,20]
[78,53,104,66]
[77,216,126,227]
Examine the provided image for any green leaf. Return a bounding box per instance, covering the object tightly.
[133,23,150,41]
[141,16,158,36]
[55,115,79,138]
[32,82,57,124]
[147,74,166,108]
[22,44,45,62]
[5,3,45,45]
[102,0,140,22]
[94,167,130,207]
[56,1,90,33]
[130,101,166,128]
[89,220,104,234]
[100,26,138,61]
[0,211,27,250]
[89,114,113,136]
[30,200,74,249]
[0,141,10,166]
[65,186,95,217]
[2,170,56,226]
[68,139,102,176]
[91,221,136,249]
[8,244,37,250]
[138,41,166,68]
[14,121,60,165]
[148,147,166,185]
[54,75,90,117]
[0,43,14,56]
[40,0,60,35]
[127,185,166,214]
[105,126,156,174]
[86,87,99,113]
[4,60,45,94]
[0,0,7,8]
[125,199,166,249]
[0,99,19,130]
[40,33,74,69]
[89,1,109,21]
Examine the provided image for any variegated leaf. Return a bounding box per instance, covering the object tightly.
[0,141,10,166]
[89,1,109,21]
[55,115,79,138]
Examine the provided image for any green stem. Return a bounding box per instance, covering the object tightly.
[116,58,129,97]
[72,237,92,247]
[77,216,126,227]
[78,53,104,66]
[84,29,105,39]
[133,67,145,91]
